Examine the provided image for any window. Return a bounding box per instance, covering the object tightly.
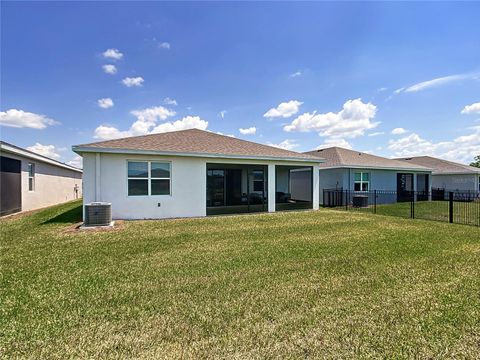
[28,163,35,191]
[127,161,171,196]
[151,162,170,195]
[252,170,264,192]
[354,172,369,191]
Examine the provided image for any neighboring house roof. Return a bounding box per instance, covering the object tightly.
[304,147,431,171]
[73,128,323,163]
[0,141,82,173]
[394,156,480,175]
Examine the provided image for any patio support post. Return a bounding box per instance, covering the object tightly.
[312,165,320,210]
[267,164,276,213]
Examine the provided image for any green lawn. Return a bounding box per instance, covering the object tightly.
[331,200,480,227]
[376,201,480,226]
[1,201,480,358]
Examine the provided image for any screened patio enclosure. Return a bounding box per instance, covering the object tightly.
[275,165,313,211]
[206,164,267,215]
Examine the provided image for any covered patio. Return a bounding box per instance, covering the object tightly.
[206,164,268,215]
[206,163,318,216]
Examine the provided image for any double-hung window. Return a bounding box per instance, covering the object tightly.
[127,161,171,196]
[28,163,35,191]
[354,172,369,191]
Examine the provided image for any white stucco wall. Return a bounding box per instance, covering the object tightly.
[431,174,479,191]
[82,152,320,220]
[290,168,313,202]
[83,153,206,220]
[2,151,82,212]
[275,167,290,193]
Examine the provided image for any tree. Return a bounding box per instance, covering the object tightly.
[470,155,480,168]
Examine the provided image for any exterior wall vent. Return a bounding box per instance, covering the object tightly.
[84,202,112,226]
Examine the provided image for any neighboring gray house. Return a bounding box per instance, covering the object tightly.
[395,156,480,192]
[304,147,432,203]
[0,141,82,216]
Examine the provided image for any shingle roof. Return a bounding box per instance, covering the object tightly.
[73,129,321,162]
[304,147,431,171]
[394,156,480,175]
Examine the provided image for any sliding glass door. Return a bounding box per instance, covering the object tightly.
[206,164,267,215]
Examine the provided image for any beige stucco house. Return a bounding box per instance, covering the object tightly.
[0,141,83,216]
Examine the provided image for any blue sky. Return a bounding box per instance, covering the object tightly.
[1,1,479,167]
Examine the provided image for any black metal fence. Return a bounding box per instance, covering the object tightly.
[323,189,480,227]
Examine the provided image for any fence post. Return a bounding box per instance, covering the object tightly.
[345,190,348,211]
[411,191,415,219]
[374,190,377,214]
[449,191,454,223]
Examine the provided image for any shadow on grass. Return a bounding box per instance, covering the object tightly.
[42,204,83,224]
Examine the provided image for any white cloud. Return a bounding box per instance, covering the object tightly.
[405,74,467,93]
[377,87,388,92]
[283,98,378,140]
[93,125,129,140]
[27,143,61,159]
[392,71,480,95]
[264,100,303,119]
[122,77,144,87]
[391,127,407,135]
[267,139,299,151]
[163,97,177,106]
[102,64,117,74]
[215,131,235,138]
[103,48,123,60]
[67,155,83,168]
[93,105,207,140]
[130,106,175,122]
[152,116,208,134]
[97,98,114,109]
[289,71,302,78]
[368,132,385,137]
[315,138,352,150]
[219,110,227,119]
[461,102,480,114]
[128,106,176,136]
[0,109,59,129]
[239,127,256,135]
[388,127,480,163]
[158,42,171,49]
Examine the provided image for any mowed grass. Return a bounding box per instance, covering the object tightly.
[376,201,480,226]
[1,201,480,358]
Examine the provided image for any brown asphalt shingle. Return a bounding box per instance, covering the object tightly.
[74,128,320,161]
[305,147,431,170]
[394,156,480,175]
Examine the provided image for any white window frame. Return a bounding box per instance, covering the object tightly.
[127,160,171,197]
[150,162,171,196]
[28,162,35,192]
[354,171,370,192]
